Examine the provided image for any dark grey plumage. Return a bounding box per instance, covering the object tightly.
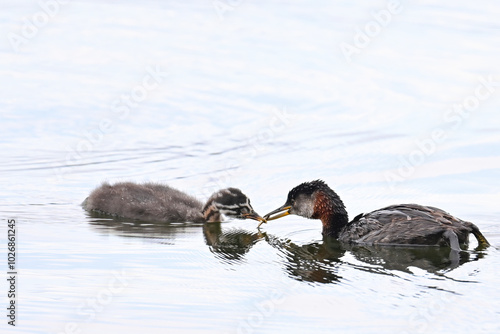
[82,182,263,224]
[343,204,487,249]
[264,180,490,249]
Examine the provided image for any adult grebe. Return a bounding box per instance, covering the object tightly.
[83,182,265,224]
[262,180,489,250]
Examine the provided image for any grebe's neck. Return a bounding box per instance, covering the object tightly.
[202,202,222,223]
[313,190,349,238]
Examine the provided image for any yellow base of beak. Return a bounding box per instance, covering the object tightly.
[263,205,292,221]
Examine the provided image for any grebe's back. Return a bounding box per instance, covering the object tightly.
[342,204,488,250]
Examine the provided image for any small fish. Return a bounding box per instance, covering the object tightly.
[257,218,267,228]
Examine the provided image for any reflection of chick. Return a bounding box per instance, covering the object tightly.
[82,182,264,223]
[203,224,264,262]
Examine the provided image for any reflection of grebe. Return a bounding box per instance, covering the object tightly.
[264,180,489,250]
[265,235,483,284]
[83,182,264,223]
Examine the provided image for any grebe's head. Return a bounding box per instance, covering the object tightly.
[264,180,326,220]
[202,188,265,224]
[264,180,343,221]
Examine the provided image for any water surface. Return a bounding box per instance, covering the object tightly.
[1,1,500,333]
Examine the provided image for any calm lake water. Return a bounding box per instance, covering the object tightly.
[1,1,500,333]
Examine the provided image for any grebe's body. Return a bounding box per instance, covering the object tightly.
[83,182,264,224]
[264,180,489,250]
[340,204,487,248]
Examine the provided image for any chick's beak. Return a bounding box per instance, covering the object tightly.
[243,211,267,227]
[263,205,292,221]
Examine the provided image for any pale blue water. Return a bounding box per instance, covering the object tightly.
[1,1,500,333]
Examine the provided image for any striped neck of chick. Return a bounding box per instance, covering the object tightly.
[202,188,260,223]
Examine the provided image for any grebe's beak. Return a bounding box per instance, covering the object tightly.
[243,211,267,227]
[263,205,292,221]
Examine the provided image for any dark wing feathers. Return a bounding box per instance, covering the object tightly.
[343,204,476,246]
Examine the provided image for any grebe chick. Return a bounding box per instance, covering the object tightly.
[83,182,265,224]
[263,180,489,250]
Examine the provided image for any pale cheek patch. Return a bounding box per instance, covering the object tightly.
[293,195,315,218]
